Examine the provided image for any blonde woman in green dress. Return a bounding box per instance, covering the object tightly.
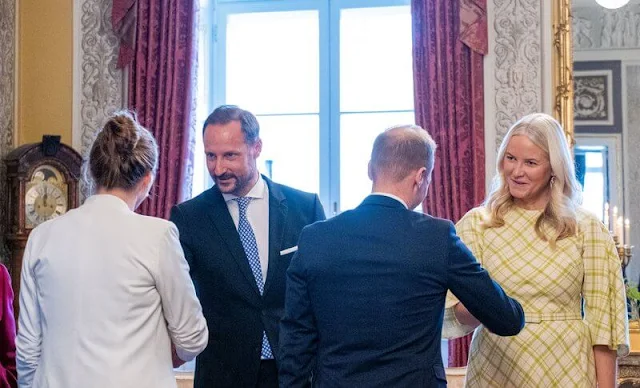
[445,113,629,387]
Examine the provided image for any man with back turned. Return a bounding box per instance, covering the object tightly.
[278,124,525,388]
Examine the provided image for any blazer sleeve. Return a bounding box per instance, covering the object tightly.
[0,265,17,388]
[444,222,525,337]
[152,223,209,362]
[442,209,486,338]
[279,227,317,388]
[16,236,42,388]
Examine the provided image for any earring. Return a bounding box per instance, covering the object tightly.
[550,176,556,187]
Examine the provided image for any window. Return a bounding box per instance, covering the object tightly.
[193,0,414,214]
[574,134,623,226]
[575,146,607,221]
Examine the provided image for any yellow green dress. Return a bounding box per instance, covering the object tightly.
[450,206,629,387]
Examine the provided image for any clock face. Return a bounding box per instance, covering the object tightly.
[25,165,69,228]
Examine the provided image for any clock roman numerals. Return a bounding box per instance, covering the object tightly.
[24,181,69,226]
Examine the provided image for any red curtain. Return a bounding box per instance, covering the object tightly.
[411,0,487,367]
[112,0,198,219]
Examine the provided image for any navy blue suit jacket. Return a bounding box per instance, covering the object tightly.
[170,176,325,388]
[279,195,524,388]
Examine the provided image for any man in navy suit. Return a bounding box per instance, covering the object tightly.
[279,125,524,388]
[170,105,325,388]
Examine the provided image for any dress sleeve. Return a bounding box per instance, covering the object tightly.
[455,208,486,262]
[582,215,629,356]
[442,208,485,339]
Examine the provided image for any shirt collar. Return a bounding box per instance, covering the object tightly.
[370,192,409,209]
[222,175,266,202]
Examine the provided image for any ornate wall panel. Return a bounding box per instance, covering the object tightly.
[625,64,640,282]
[573,5,640,50]
[77,0,126,198]
[0,0,16,262]
[493,0,543,147]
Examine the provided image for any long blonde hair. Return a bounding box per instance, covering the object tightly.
[484,113,582,244]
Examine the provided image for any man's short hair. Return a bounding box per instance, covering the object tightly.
[370,125,437,182]
[202,105,260,144]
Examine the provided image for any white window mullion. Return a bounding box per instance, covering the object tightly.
[318,0,332,213]
[328,0,342,216]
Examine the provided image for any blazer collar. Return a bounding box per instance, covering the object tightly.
[84,194,132,213]
[358,194,409,210]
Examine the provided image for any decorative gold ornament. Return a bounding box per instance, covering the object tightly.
[552,0,575,146]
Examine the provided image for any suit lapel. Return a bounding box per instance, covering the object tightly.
[205,186,262,297]
[263,177,287,296]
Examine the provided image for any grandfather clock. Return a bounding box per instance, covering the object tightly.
[4,136,82,318]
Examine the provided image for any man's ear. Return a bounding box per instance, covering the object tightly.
[415,167,428,186]
[252,138,263,158]
[368,161,373,181]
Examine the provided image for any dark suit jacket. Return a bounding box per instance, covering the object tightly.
[0,264,16,388]
[170,176,325,388]
[279,195,524,388]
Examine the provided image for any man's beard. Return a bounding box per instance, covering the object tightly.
[215,168,256,196]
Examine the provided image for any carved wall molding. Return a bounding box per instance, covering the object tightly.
[573,5,640,50]
[76,0,126,199]
[493,0,543,147]
[625,64,640,283]
[0,0,16,262]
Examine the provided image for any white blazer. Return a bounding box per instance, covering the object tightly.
[16,194,208,388]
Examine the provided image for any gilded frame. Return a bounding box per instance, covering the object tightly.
[553,0,575,146]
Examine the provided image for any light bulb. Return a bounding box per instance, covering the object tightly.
[595,0,630,9]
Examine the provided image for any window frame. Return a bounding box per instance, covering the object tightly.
[201,0,412,213]
[574,133,624,221]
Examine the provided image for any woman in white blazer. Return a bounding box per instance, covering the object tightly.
[16,111,208,388]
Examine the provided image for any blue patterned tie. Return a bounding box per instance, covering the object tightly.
[234,197,273,359]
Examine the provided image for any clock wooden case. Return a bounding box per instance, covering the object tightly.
[4,136,82,317]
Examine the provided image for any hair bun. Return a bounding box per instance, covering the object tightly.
[105,111,140,154]
[89,110,158,191]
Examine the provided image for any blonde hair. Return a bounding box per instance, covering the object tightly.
[484,113,582,244]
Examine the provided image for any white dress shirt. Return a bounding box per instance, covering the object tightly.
[16,194,208,388]
[222,177,270,280]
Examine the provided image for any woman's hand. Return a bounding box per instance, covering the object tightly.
[593,345,617,388]
[453,302,481,329]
